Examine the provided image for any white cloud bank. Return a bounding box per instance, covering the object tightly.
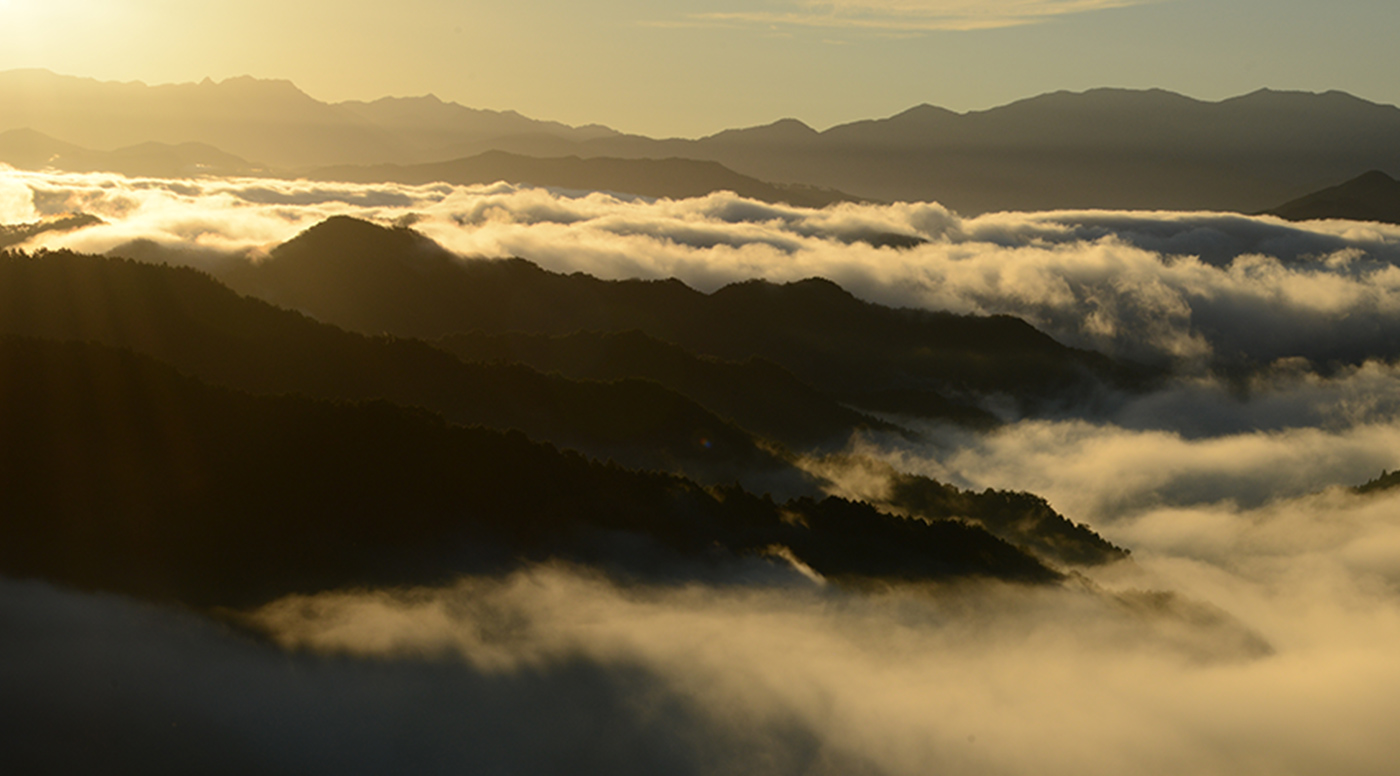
[6,169,1398,371]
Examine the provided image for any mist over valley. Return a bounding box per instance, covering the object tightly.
[5,68,1400,774]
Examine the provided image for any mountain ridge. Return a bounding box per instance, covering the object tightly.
[7,68,1400,211]
[217,216,1159,416]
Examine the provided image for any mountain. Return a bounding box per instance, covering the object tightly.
[0,69,398,168]
[0,69,623,168]
[0,127,263,178]
[219,217,1157,417]
[0,213,103,250]
[0,336,1058,607]
[8,69,1400,212]
[1261,170,1400,225]
[806,455,1128,568]
[334,93,619,159]
[1355,469,1400,495]
[567,88,1400,213]
[306,150,861,207]
[434,329,926,448]
[0,246,797,484]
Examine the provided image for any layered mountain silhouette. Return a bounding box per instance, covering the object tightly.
[7,69,1400,212]
[0,247,794,484]
[1262,170,1400,225]
[306,150,859,207]
[0,336,1059,607]
[0,127,264,178]
[568,88,1400,212]
[219,216,1156,416]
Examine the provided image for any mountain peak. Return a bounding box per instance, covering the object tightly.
[282,215,425,250]
[1263,169,1400,225]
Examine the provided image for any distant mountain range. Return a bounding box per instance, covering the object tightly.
[0,127,265,178]
[305,151,859,207]
[6,69,1400,213]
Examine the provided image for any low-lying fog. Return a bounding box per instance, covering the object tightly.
[4,168,1399,774]
[6,168,1400,369]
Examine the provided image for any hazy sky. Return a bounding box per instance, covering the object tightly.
[2,0,1399,140]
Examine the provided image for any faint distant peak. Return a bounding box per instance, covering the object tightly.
[890,103,960,120]
[1263,169,1400,225]
[705,117,819,144]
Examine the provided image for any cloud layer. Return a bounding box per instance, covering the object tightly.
[6,168,1400,773]
[6,169,1399,371]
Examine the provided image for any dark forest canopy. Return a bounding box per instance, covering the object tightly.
[0,246,794,484]
[0,240,1135,608]
[0,336,1060,607]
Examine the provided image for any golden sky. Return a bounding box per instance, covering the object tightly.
[3,0,1398,138]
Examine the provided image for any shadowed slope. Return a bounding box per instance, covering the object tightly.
[0,337,1058,607]
[0,247,788,482]
[434,329,932,448]
[221,217,1157,417]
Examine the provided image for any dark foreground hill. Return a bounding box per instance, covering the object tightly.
[305,151,859,208]
[220,216,1157,417]
[435,330,931,447]
[0,248,790,483]
[0,337,1059,607]
[1261,170,1400,225]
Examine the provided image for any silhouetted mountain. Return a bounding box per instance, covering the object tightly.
[0,213,103,250]
[584,88,1400,213]
[1355,469,1400,495]
[335,93,620,160]
[0,69,398,168]
[221,217,1157,416]
[306,150,860,208]
[0,69,625,168]
[435,330,921,448]
[0,337,1058,607]
[1261,170,1400,225]
[0,127,88,168]
[9,70,1400,211]
[885,472,1126,567]
[807,455,1125,567]
[0,245,796,483]
[0,128,263,177]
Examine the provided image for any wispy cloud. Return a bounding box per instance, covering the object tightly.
[671,0,1153,33]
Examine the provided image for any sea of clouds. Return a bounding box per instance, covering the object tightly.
[5,168,1400,774]
[5,168,1400,369]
